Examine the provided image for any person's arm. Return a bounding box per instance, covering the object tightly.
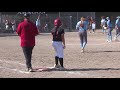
[34,25,39,36]
[107,21,109,29]
[115,20,118,29]
[76,22,80,30]
[61,33,66,49]
[16,23,22,36]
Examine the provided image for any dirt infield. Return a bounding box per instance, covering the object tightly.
[0,29,120,78]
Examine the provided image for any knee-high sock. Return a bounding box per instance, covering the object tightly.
[59,58,63,67]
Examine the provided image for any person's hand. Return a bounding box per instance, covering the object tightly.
[116,27,118,30]
[63,45,66,49]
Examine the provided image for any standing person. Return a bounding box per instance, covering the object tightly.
[91,19,96,33]
[45,14,50,33]
[51,18,66,70]
[101,16,107,34]
[43,23,48,33]
[76,17,88,53]
[106,17,113,42]
[16,13,39,72]
[36,15,41,33]
[5,20,9,30]
[86,16,91,33]
[12,20,16,33]
[114,16,120,41]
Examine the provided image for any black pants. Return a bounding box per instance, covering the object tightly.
[22,47,34,68]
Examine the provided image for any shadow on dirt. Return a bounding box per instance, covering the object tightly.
[66,68,120,71]
[86,50,120,53]
[32,67,120,72]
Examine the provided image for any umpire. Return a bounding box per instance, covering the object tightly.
[17,13,39,72]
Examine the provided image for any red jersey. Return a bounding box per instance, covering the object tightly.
[17,20,38,47]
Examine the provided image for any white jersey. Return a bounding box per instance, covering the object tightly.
[101,19,105,26]
[92,23,96,29]
[36,19,41,26]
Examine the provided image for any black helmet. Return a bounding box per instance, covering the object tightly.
[24,13,30,18]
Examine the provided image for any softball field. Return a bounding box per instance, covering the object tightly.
[0,29,120,78]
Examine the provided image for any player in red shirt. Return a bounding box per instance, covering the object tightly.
[17,13,39,72]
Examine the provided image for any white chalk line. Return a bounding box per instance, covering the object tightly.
[0,59,26,66]
[64,71,97,77]
[67,42,120,46]
[0,66,30,74]
[0,59,30,74]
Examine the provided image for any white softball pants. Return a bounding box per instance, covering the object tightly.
[52,41,64,58]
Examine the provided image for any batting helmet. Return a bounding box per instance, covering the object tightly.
[54,18,62,26]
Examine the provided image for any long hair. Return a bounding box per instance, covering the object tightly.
[51,26,59,37]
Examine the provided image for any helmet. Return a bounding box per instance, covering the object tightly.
[54,18,62,26]
[24,13,30,18]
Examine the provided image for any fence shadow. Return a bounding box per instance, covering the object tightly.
[0,33,18,37]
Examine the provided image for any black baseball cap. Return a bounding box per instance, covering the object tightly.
[24,13,30,18]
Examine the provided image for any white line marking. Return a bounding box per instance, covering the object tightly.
[65,71,96,77]
[0,66,30,74]
[0,59,29,74]
[66,42,120,46]
[0,59,25,66]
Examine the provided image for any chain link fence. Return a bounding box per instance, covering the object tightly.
[0,12,95,33]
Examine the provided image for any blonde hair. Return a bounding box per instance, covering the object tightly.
[81,17,85,21]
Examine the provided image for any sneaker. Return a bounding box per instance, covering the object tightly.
[106,40,109,42]
[115,39,118,41]
[59,66,65,71]
[114,37,117,41]
[81,48,84,53]
[107,40,111,43]
[27,67,34,72]
[54,64,60,68]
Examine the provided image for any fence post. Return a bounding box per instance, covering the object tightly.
[77,12,79,22]
[69,16,72,32]
[59,12,61,18]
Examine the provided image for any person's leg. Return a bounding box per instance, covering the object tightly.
[79,32,83,49]
[57,42,64,68]
[93,29,95,33]
[29,47,34,68]
[102,27,106,34]
[114,28,119,40]
[83,31,87,49]
[116,28,120,39]
[109,29,112,42]
[102,27,104,33]
[52,41,60,67]
[89,25,91,33]
[55,56,59,66]
[22,47,32,70]
[107,29,110,42]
